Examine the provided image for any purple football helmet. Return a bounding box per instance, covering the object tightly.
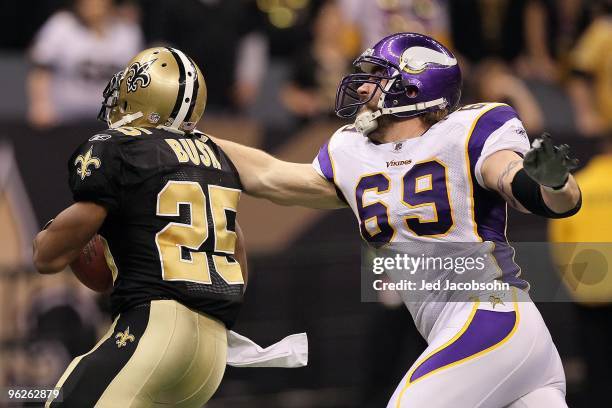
[335,33,461,130]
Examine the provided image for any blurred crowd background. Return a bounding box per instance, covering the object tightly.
[0,0,611,407]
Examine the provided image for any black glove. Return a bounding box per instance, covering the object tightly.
[523,133,579,189]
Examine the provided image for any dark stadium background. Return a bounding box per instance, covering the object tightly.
[0,1,610,407]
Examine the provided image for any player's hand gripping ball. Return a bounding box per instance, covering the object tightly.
[70,235,113,293]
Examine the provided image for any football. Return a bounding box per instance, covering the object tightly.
[70,234,113,293]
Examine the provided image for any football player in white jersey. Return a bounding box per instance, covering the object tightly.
[215,33,581,407]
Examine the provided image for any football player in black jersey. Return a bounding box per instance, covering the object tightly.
[33,47,246,407]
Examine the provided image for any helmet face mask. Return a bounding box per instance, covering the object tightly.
[335,33,462,126]
[98,47,207,132]
[97,70,124,124]
[336,65,406,118]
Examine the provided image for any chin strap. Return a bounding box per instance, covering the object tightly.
[354,98,446,135]
[156,125,185,135]
[109,112,144,129]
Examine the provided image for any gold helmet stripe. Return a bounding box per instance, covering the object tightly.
[166,48,195,129]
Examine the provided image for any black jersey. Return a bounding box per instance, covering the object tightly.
[68,126,244,327]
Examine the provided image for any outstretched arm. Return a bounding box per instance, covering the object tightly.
[482,135,581,216]
[213,137,346,209]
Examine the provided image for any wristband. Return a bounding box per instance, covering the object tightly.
[541,177,570,194]
[511,169,580,218]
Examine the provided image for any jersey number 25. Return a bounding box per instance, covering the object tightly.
[155,180,243,285]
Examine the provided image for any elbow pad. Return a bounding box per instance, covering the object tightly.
[510,169,581,218]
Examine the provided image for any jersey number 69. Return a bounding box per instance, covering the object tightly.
[356,159,455,244]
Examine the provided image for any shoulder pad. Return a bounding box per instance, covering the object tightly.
[191,130,210,142]
[97,126,162,138]
[329,124,362,148]
[452,102,513,117]
[446,103,517,125]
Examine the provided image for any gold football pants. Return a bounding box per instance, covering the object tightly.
[46,300,227,407]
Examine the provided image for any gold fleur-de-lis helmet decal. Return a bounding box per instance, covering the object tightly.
[125,59,157,93]
[74,147,101,180]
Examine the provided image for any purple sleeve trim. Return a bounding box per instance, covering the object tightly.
[467,105,518,163]
[317,140,334,182]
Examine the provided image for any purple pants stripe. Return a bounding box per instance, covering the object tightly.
[409,308,517,383]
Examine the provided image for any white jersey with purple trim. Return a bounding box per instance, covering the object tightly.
[313,102,532,337]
